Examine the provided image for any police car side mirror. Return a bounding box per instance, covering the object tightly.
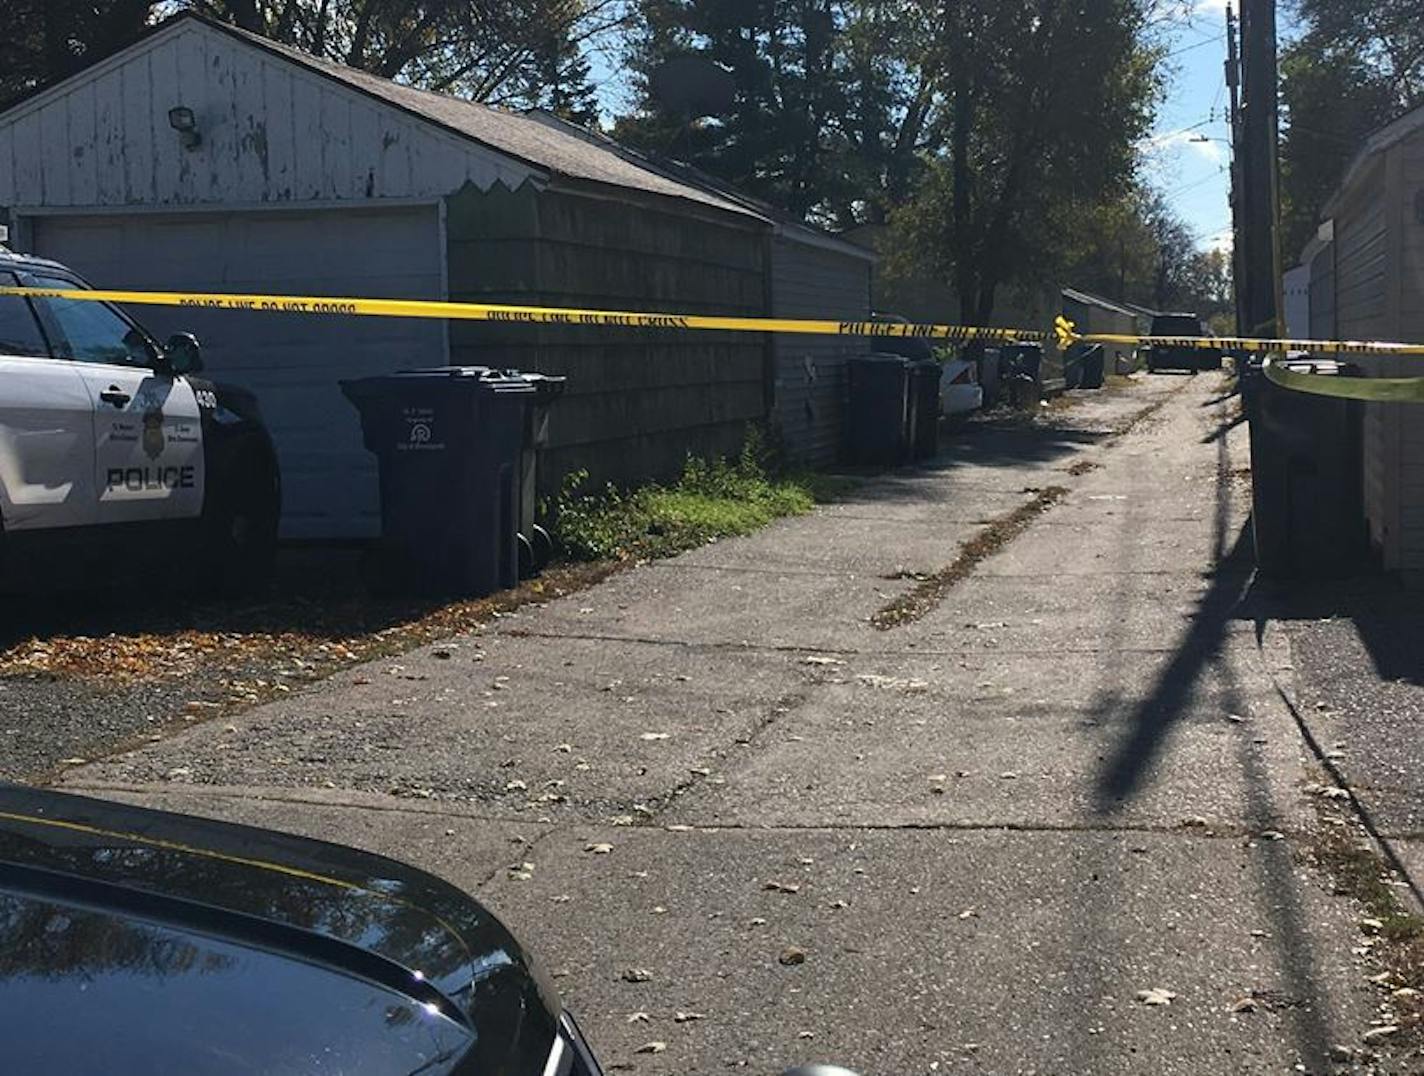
[165,333,203,375]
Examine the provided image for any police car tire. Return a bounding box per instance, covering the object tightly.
[202,454,279,596]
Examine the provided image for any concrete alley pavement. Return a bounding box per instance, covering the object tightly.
[62,374,1399,1074]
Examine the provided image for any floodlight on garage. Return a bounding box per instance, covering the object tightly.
[168,106,202,149]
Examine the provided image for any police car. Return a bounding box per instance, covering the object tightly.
[0,248,279,594]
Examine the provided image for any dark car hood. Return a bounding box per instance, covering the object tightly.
[0,785,560,1075]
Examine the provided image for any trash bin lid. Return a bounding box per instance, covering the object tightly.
[1278,358,1354,377]
[340,366,536,402]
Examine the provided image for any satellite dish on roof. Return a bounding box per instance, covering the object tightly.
[650,56,735,118]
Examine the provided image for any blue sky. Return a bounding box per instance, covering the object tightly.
[1148,1,1240,253]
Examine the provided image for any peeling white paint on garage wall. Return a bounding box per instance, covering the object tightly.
[0,19,534,210]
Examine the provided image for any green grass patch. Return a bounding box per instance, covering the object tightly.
[552,435,827,562]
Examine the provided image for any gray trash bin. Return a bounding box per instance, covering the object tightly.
[341,367,534,596]
[846,354,911,465]
[1248,358,1367,579]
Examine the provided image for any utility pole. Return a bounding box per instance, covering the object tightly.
[1224,4,1245,334]
[1238,0,1282,339]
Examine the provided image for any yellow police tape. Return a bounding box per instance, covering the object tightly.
[0,284,1052,346]
[6,283,1424,403]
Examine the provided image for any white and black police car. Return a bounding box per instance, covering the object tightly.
[0,247,279,594]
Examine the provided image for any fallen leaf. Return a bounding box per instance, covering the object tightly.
[621,968,653,983]
[610,815,635,827]
[779,946,807,966]
[797,1031,815,1040]
[673,1012,706,1023]
[1229,997,1257,1014]
[585,843,614,855]
[640,732,671,741]
[958,909,978,920]
[748,917,767,926]
[626,1012,650,1024]
[999,772,1019,780]
[634,1042,666,1055]
[764,881,801,894]
[1136,988,1177,1006]
[1258,830,1285,842]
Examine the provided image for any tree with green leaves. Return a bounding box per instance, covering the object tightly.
[0,0,160,105]
[886,0,1161,325]
[2,0,615,115]
[616,0,1162,326]
[1279,0,1423,261]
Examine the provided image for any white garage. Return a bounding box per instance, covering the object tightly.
[0,12,870,537]
[29,206,446,538]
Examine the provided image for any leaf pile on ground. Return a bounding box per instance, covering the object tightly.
[0,561,618,691]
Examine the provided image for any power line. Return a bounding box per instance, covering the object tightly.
[1167,32,1226,59]
[1164,167,1228,198]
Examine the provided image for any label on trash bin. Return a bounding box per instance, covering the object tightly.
[397,407,445,452]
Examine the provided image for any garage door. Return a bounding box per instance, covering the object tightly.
[31,206,447,539]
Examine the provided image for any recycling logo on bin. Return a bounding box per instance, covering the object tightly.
[398,407,444,452]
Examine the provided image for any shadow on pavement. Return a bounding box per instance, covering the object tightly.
[1240,574,1424,686]
[0,546,450,652]
[1093,519,1255,806]
[1087,427,1339,1069]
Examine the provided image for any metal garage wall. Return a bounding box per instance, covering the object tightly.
[770,238,871,466]
[32,205,446,539]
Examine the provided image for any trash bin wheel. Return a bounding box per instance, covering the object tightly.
[530,524,554,572]
[516,532,536,580]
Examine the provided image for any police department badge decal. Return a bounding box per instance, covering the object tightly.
[142,408,165,459]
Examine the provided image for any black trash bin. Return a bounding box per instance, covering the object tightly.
[1003,342,1044,408]
[909,358,944,460]
[512,372,566,577]
[341,367,534,596]
[1063,344,1086,390]
[1248,358,1367,579]
[978,347,1003,410]
[846,354,911,465]
[1079,344,1106,390]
